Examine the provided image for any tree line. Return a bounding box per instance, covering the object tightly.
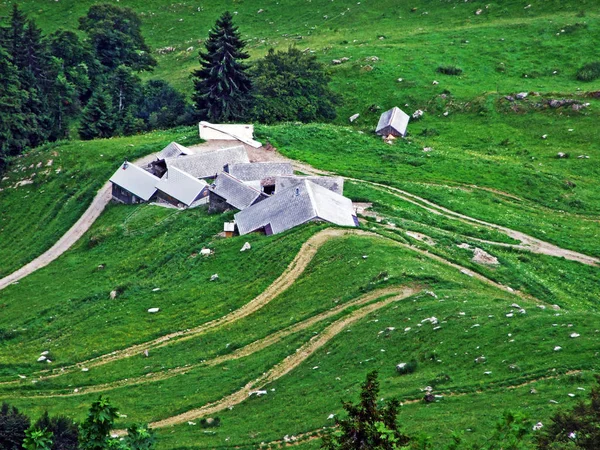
[1,396,154,450]
[0,5,338,172]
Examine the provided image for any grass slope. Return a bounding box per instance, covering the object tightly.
[0,1,599,449]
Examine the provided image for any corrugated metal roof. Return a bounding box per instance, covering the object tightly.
[275,175,344,195]
[227,162,293,182]
[210,172,264,210]
[234,180,357,235]
[109,161,160,201]
[156,142,195,160]
[375,107,410,137]
[155,167,208,206]
[165,145,249,179]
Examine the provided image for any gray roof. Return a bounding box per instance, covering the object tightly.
[227,162,293,182]
[155,167,208,206]
[376,107,410,137]
[109,161,160,201]
[210,172,264,210]
[234,180,357,235]
[165,145,249,179]
[275,175,344,195]
[156,142,195,160]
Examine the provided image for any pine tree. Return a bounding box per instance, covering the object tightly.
[192,11,252,122]
[0,44,29,168]
[78,89,116,140]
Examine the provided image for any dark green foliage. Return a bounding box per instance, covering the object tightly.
[321,371,411,449]
[192,11,252,122]
[479,411,531,450]
[78,4,156,72]
[0,403,30,450]
[23,427,53,450]
[34,412,79,450]
[78,88,116,140]
[250,47,338,123]
[136,80,194,129]
[436,65,463,76]
[576,62,600,82]
[123,424,155,450]
[0,44,29,168]
[79,396,119,450]
[536,376,600,449]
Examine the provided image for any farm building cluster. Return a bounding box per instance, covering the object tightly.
[109,123,358,236]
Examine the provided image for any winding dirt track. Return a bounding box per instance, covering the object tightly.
[17,286,418,398]
[113,287,418,434]
[0,154,157,291]
[1,228,538,388]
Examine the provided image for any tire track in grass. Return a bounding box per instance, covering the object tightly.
[114,288,420,433]
[17,286,419,398]
[1,228,542,386]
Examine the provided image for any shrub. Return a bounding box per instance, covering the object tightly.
[436,65,463,75]
[576,62,600,82]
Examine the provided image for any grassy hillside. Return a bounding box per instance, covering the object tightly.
[0,0,599,449]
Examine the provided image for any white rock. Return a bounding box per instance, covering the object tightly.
[349,113,360,122]
[570,333,580,338]
[568,393,575,397]
[516,92,528,99]
[82,367,89,372]
[533,422,543,431]
[18,375,26,379]
[327,414,335,420]
[188,421,196,425]
[240,242,251,252]
[37,356,47,362]
[249,390,268,396]
[148,308,160,313]
[210,274,219,281]
[542,134,548,139]
[109,290,117,299]
[40,351,49,356]
[554,346,562,351]
[432,80,439,85]
[152,288,160,292]
[200,248,212,256]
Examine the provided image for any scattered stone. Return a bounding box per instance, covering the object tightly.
[332,59,342,65]
[475,9,483,15]
[340,57,350,62]
[240,242,251,252]
[97,264,105,270]
[397,78,403,82]
[471,248,499,265]
[506,313,514,318]
[257,9,264,13]
[82,367,89,372]
[362,65,374,72]
[396,363,407,372]
[557,152,567,158]
[109,290,117,299]
[18,375,26,379]
[327,414,335,420]
[570,332,580,338]
[516,92,528,99]
[474,356,486,363]
[366,56,379,62]
[188,421,196,426]
[152,288,160,292]
[210,274,219,281]
[542,134,548,139]
[37,356,47,362]
[148,308,160,313]
[484,371,492,375]
[249,390,268,396]
[46,159,53,167]
[200,248,212,256]
[533,422,543,431]
[552,304,561,311]
[40,351,49,356]
[349,113,360,122]
[530,388,537,394]
[412,109,424,119]
[144,349,149,357]
[423,147,433,152]
[568,393,575,398]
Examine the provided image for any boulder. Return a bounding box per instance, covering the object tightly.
[240,242,251,252]
[471,248,499,265]
[200,248,212,256]
[516,92,528,99]
[210,274,219,281]
[37,356,47,362]
[148,308,160,313]
[109,290,117,299]
[331,59,342,65]
[349,113,360,122]
[474,356,486,364]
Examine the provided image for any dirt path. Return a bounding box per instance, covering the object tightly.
[1,228,539,387]
[113,288,418,434]
[16,286,418,398]
[0,154,157,292]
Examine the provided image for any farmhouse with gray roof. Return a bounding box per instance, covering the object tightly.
[109,161,160,204]
[209,172,267,213]
[234,180,358,236]
[155,167,209,207]
[156,142,194,160]
[376,107,410,137]
[274,175,344,195]
[151,146,249,179]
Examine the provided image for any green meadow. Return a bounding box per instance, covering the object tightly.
[0,0,599,448]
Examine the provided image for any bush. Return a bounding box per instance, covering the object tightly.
[576,62,600,82]
[436,65,463,76]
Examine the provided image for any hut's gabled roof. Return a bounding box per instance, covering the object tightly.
[165,146,249,179]
[155,167,208,206]
[375,107,410,137]
[234,180,357,236]
[274,175,345,195]
[156,142,194,160]
[109,161,160,201]
[226,162,293,182]
[210,172,265,211]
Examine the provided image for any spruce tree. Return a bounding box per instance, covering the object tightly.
[192,11,252,122]
[78,89,116,140]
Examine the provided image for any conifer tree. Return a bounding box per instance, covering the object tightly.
[78,89,116,140]
[192,11,252,122]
